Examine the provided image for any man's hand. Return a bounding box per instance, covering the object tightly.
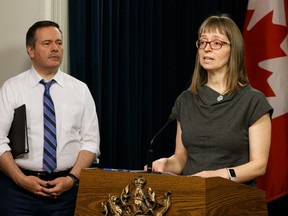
[41,176,75,198]
[19,175,74,199]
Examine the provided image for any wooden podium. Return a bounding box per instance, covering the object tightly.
[74,168,268,215]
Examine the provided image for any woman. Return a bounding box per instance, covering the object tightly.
[150,14,273,186]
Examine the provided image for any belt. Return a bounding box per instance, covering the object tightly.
[20,168,72,181]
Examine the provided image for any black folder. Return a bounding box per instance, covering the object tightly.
[8,104,29,158]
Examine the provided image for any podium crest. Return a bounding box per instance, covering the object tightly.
[101,175,172,216]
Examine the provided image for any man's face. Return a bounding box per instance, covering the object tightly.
[27,26,63,73]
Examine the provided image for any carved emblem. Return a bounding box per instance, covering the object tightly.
[101,176,172,215]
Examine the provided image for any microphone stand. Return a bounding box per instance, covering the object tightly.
[146,113,176,173]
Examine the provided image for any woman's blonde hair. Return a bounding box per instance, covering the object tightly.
[190,14,249,93]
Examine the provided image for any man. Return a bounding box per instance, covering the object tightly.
[0,20,100,215]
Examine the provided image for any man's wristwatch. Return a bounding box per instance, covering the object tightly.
[67,173,80,187]
[226,168,236,181]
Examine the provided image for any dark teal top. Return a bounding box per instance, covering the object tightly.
[172,85,273,186]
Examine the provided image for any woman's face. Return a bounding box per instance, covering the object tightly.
[197,29,231,74]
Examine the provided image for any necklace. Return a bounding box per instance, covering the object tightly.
[217,95,224,101]
[205,84,227,102]
[216,90,228,102]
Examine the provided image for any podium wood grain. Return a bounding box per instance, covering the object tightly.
[75,168,267,216]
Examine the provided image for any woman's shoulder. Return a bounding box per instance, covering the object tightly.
[174,89,194,103]
[240,85,274,118]
[177,89,193,98]
[239,84,266,98]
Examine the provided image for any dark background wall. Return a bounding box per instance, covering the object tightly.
[68,0,287,214]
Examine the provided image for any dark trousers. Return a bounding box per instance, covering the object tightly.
[0,171,78,216]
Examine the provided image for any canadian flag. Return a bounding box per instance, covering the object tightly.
[242,0,288,202]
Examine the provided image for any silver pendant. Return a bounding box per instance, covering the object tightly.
[217,95,223,101]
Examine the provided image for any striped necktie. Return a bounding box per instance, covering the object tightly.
[40,79,57,173]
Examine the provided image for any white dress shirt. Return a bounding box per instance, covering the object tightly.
[0,67,100,171]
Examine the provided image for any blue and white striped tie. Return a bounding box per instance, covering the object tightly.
[40,79,57,173]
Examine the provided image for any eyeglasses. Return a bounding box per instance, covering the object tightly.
[196,40,230,50]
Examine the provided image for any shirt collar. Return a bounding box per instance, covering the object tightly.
[29,66,64,88]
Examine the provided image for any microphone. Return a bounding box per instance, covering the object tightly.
[147,113,177,173]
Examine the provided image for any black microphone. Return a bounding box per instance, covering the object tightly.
[147,113,177,173]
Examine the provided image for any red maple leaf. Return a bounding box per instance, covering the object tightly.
[243,10,287,97]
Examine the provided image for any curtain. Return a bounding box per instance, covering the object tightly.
[68,0,248,170]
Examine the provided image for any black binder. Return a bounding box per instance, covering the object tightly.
[8,104,29,158]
